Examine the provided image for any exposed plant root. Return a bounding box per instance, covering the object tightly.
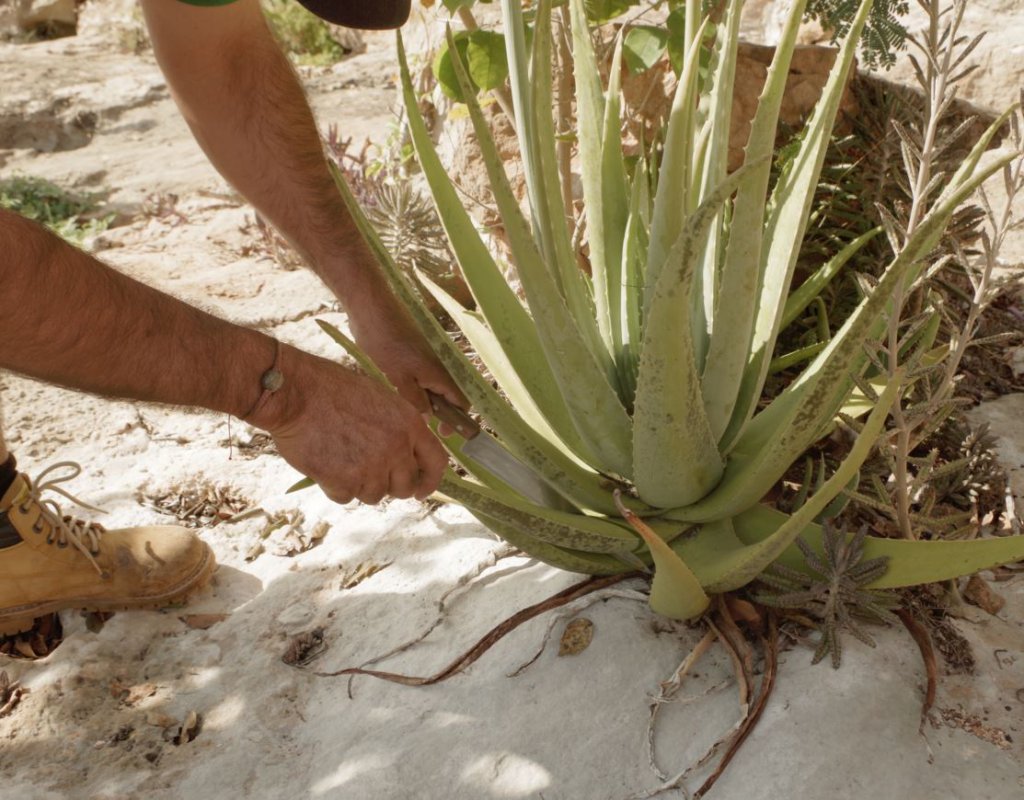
[630,605,779,800]
[343,543,520,698]
[693,614,778,800]
[714,596,757,701]
[705,617,751,711]
[646,628,719,782]
[507,584,650,677]
[897,607,938,731]
[306,573,639,686]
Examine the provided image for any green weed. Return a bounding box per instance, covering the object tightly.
[0,175,112,245]
[263,0,346,66]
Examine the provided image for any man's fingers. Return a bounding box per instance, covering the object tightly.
[389,464,419,499]
[323,487,354,506]
[356,478,387,506]
[396,378,430,415]
[428,380,470,411]
[413,435,449,500]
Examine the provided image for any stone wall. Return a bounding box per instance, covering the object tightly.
[740,0,1024,114]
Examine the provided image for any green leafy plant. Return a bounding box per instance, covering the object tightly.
[433,29,510,102]
[807,0,909,68]
[325,0,1024,620]
[0,175,111,245]
[263,0,347,66]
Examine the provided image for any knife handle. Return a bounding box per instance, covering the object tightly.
[426,391,480,438]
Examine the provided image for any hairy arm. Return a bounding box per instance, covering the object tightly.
[0,210,273,417]
[140,0,466,412]
[0,211,448,503]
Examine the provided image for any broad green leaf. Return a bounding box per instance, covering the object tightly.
[584,0,634,24]
[433,32,474,102]
[466,30,510,91]
[665,6,688,76]
[434,30,510,101]
[623,26,668,74]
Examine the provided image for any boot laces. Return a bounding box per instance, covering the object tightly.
[17,461,107,576]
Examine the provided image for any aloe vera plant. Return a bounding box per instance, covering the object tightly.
[326,0,1024,620]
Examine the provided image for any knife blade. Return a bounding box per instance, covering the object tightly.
[427,392,577,512]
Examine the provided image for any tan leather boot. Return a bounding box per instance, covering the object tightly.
[0,462,216,636]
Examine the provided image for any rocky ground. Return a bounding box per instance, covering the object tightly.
[0,2,1023,799]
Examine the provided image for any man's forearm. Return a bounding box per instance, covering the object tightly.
[141,0,382,305]
[0,210,450,504]
[0,210,272,418]
[141,0,468,412]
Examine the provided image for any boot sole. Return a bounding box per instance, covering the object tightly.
[0,542,217,637]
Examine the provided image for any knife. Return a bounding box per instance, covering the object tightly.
[427,391,577,513]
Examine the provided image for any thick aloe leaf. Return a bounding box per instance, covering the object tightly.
[446,25,635,477]
[397,34,593,463]
[501,0,540,238]
[468,511,631,575]
[618,502,710,620]
[689,149,1019,521]
[662,518,752,592]
[570,0,612,348]
[721,0,874,451]
[600,42,630,359]
[316,319,392,387]
[634,169,753,508]
[328,161,637,515]
[530,0,606,368]
[634,268,716,505]
[440,473,639,554]
[700,0,809,441]
[417,273,591,463]
[666,374,898,589]
[642,16,710,316]
[573,15,629,361]
[734,505,1024,589]
[689,0,746,369]
[618,161,649,404]
[694,0,745,204]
